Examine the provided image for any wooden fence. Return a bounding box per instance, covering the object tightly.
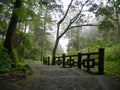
[43,48,104,75]
[43,57,50,65]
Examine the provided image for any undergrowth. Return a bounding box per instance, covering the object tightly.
[0,48,12,73]
[0,47,32,81]
[104,44,120,78]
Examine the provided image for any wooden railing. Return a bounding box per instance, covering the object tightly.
[43,57,50,65]
[43,48,104,75]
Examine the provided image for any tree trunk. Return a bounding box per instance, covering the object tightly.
[41,29,45,61]
[76,29,80,51]
[51,37,60,65]
[41,7,48,61]
[4,0,22,65]
[113,0,120,39]
[115,6,120,39]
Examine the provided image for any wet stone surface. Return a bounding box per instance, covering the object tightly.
[1,61,119,90]
[23,61,120,90]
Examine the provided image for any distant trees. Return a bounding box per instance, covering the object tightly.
[67,27,82,54]
[66,0,120,54]
[94,0,120,43]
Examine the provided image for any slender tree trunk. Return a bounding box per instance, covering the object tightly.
[24,23,27,33]
[113,0,120,40]
[41,27,46,61]
[76,29,80,51]
[41,7,48,61]
[115,7,120,38]
[51,37,60,65]
[4,0,22,65]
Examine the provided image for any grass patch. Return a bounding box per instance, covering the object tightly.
[86,60,120,77]
[10,60,32,77]
[35,60,43,64]
[104,60,120,78]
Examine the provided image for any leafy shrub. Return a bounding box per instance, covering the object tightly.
[105,60,120,78]
[8,60,32,80]
[105,45,120,61]
[0,48,12,73]
[17,60,32,75]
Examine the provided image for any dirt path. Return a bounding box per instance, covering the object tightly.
[20,61,120,90]
[0,61,120,90]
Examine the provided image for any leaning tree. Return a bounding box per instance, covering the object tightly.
[51,0,97,65]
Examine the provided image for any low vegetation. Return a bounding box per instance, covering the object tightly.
[104,44,120,78]
[0,44,32,81]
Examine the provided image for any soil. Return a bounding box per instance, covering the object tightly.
[0,61,120,90]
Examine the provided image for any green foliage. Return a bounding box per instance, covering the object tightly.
[0,48,12,73]
[89,3,98,12]
[96,6,114,17]
[105,44,120,61]
[8,60,32,80]
[116,0,120,5]
[0,40,32,76]
[44,16,52,23]
[98,18,115,31]
[105,60,120,78]
[67,48,78,55]
[30,46,41,60]
[14,7,28,22]
[0,20,8,35]
[16,60,32,76]
[14,31,34,59]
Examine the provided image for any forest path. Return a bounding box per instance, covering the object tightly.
[19,61,120,90]
[0,61,120,90]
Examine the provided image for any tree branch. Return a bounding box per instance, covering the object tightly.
[59,0,90,38]
[68,24,98,29]
[58,0,74,25]
[57,0,74,36]
[70,0,90,24]
[59,24,98,38]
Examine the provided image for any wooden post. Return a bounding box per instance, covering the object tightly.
[43,57,45,64]
[78,53,82,68]
[98,48,104,75]
[62,54,65,68]
[70,56,72,68]
[87,54,90,72]
[54,57,56,65]
[48,57,50,65]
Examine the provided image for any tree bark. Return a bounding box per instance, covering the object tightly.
[51,37,60,65]
[41,7,48,61]
[4,0,22,65]
[115,5,120,38]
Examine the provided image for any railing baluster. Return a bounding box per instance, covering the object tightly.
[62,54,65,68]
[78,53,82,69]
[98,48,104,75]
